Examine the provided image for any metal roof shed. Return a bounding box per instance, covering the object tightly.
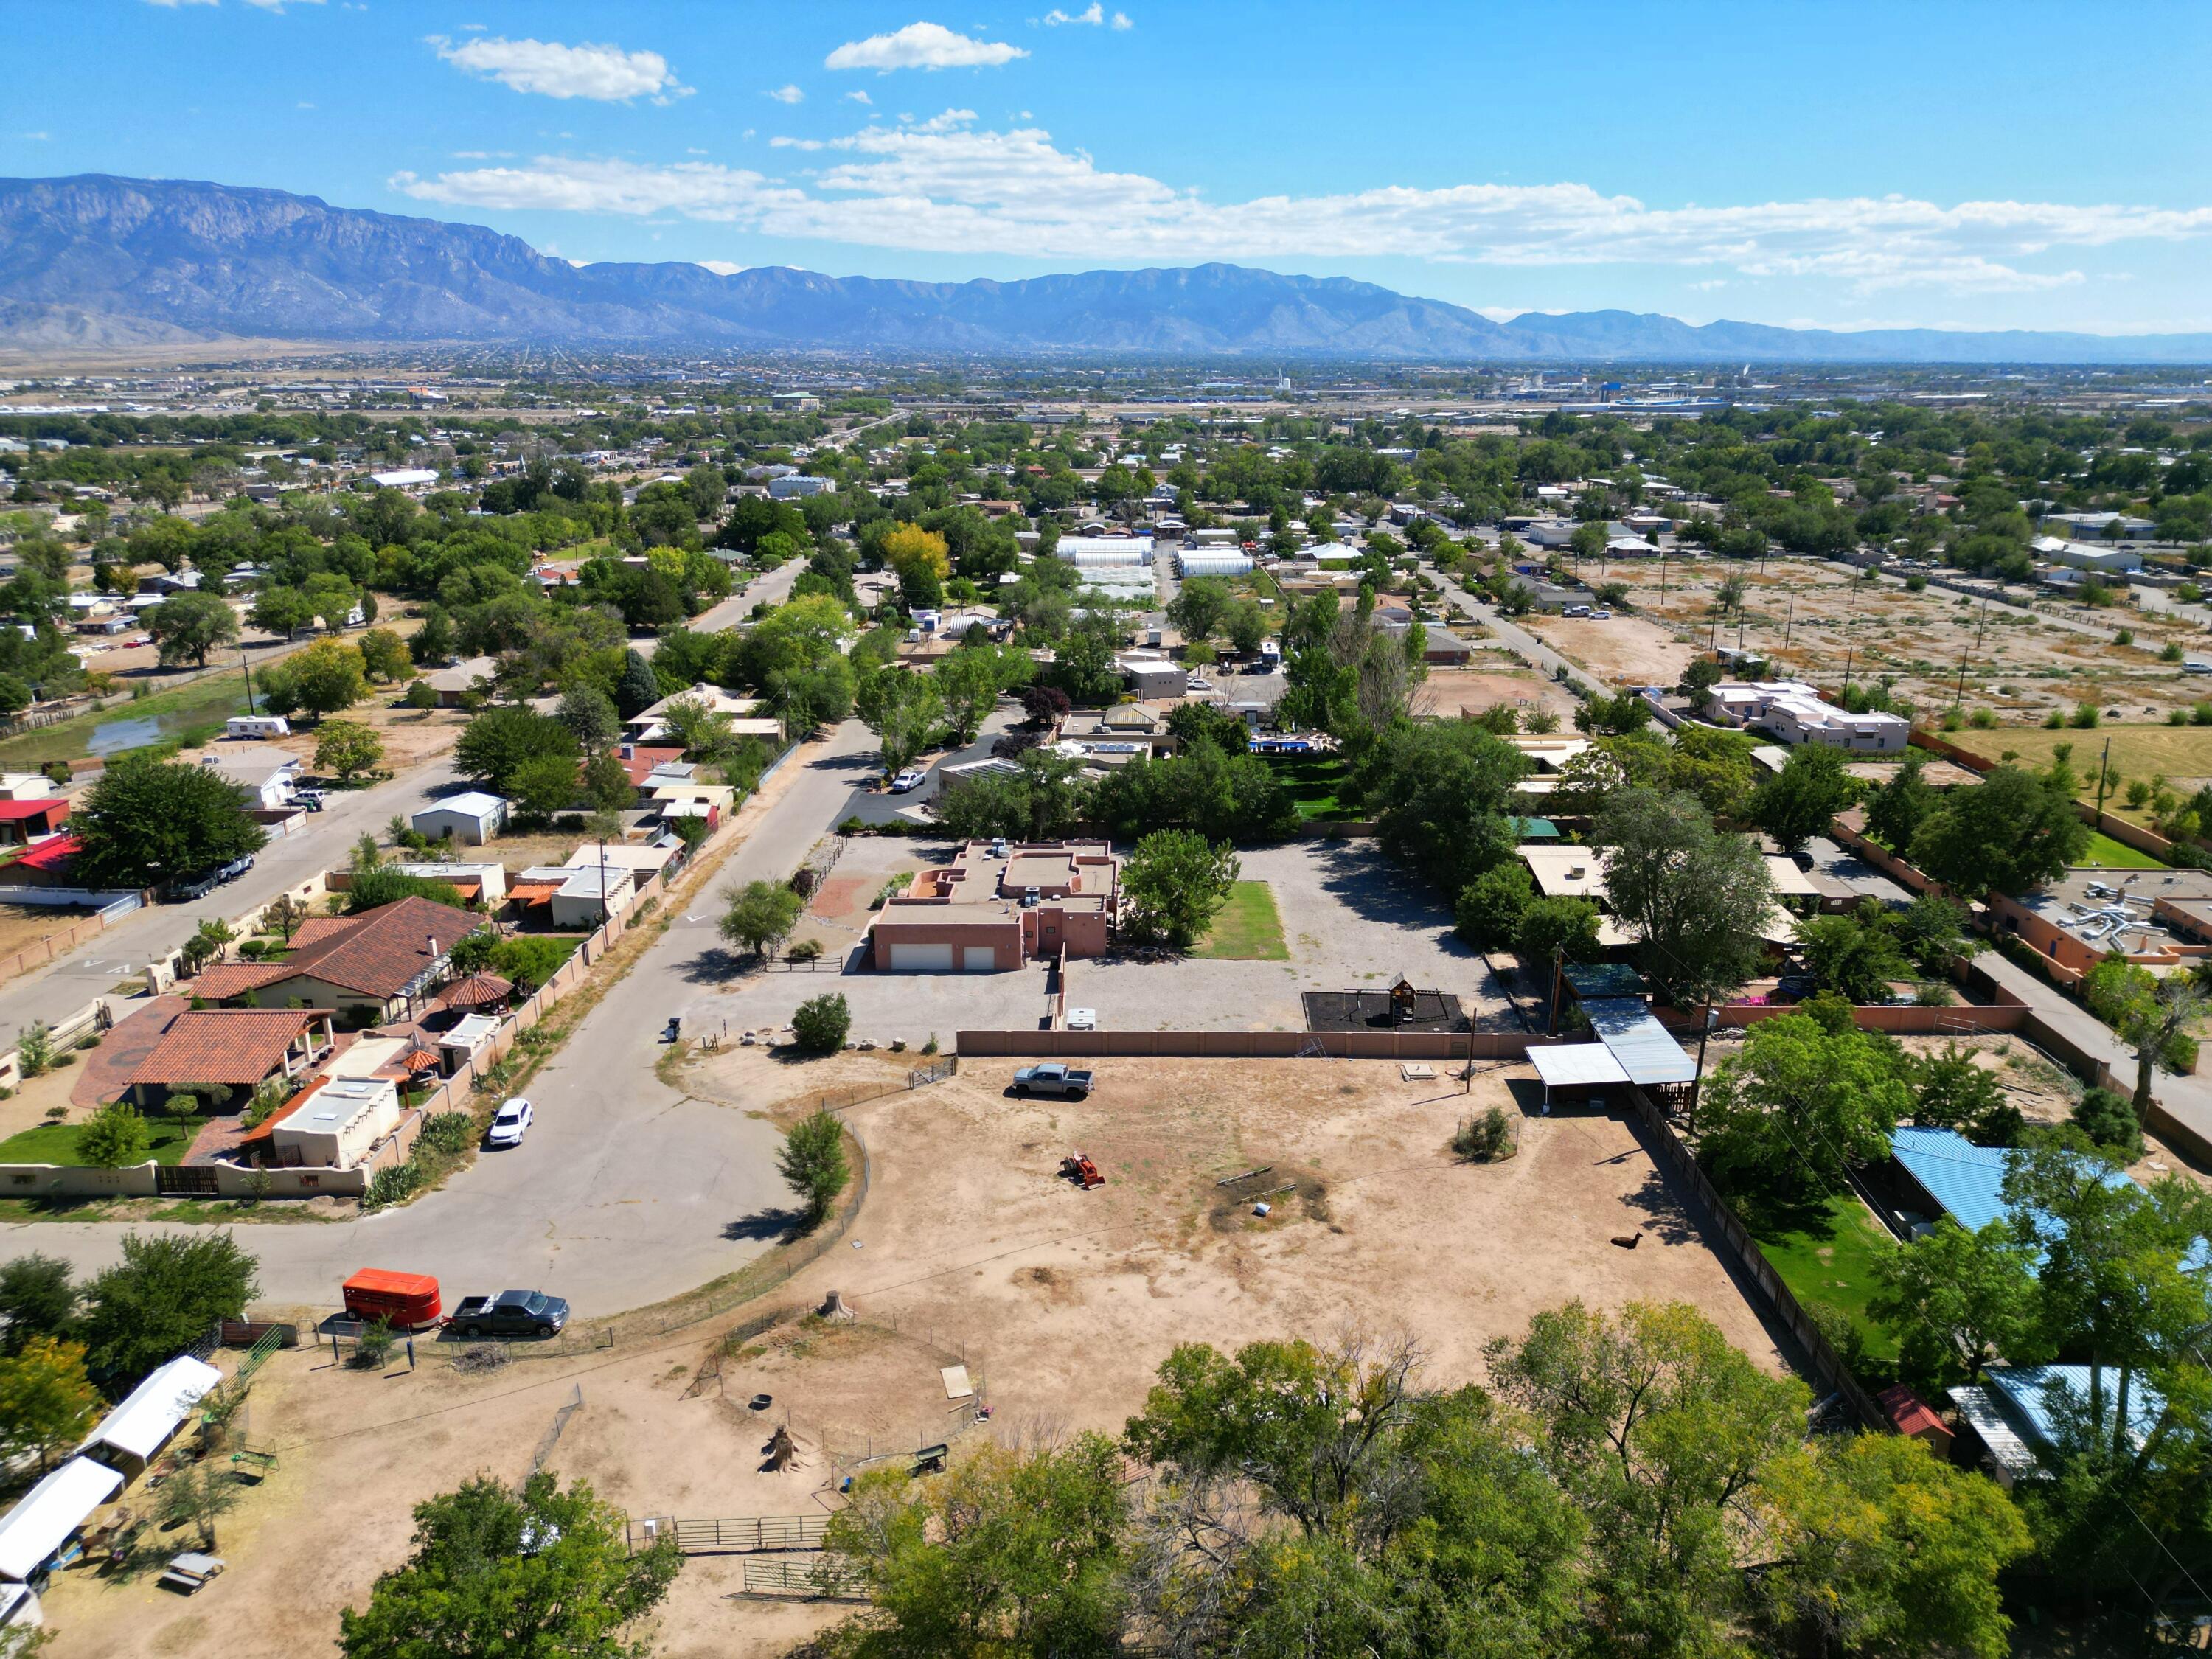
[1527,1043,1629,1110]
[1579,997,1697,1085]
[80,1355,223,1466]
[0,1457,122,1581]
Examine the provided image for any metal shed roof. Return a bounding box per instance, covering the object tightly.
[1890,1126,2135,1239]
[1580,997,1697,1085]
[1562,962,1647,1001]
[1528,1044,1630,1088]
[80,1355,223,1463]
[0,1456,122,1582]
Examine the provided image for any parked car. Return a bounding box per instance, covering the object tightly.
[449,1289,569,1340]
[486,1096,533,1148]
[1185,676,1212,694]
[293,788,327,813]
[1065,1008,1097,1032]
[889,768,926,793]
[1012,1063,1093,1099]
[1562,603,1593,618]
[1590,608,1613,620]
[216,855,254,884]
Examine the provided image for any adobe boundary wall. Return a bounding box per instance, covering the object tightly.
[956,1029,1557,1061]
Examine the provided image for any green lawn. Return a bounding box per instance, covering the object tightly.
[1265,754,1352,821]
[2079,830,2168,870]
[1748,1190,1901,1368]
[1193,881,1290,961]
[0,1113,202,1167]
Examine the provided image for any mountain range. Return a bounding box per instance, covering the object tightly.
[5,174,2212,366]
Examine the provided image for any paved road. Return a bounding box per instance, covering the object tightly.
[1429,566,1589,685]
[0,757,462,1038]
[4,718,880,1316]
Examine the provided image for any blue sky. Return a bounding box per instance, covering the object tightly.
[8,1,2212,335]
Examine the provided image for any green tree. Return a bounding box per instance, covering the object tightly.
[775,1107,850,1225]
[1454,860,1534,950]
[146,591,237,669]
[408,605,457,667]
[249,585,316,638]
[1908,763,2089,897]
[1795,911,1913,1004]
[71,756,268,889]
[720,880,804,961]
[81,1231,258,1385]
[2082,957,2206,1116]
[313,719,384,782]
[0,1336,100,1471]
[76,1102,152,1169]
[509,753,582,821]
[486,935,577,995]
[1698,1012,1914,1203]
[1514,894,1602,967]
[1596,787,1775,1010]
[2070,1085,2145,1158]
[1166,576,1230,644]
[557,685,620,754]
[338,1472,680,1659]
[931,646,1006,743]
[791,992,851,1056]
[286,638,369,720]
[154,1457,241,1552]
[825,1435,1129,1659]
[580,752,633,813]
[1119,830,1239,949]
[1910,1043,2016,1140]
[1869,1218,2043,1385]
[357,625,413,683]
[613,648,661,720]
[0,1256,77,1355]
[455,706,580,795]
[1354,720,1526,895]
[1750,743,1856,852]
[1865,752,1938,851]
[855,667,943,775]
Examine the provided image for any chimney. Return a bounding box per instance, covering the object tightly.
[425,933,437,958]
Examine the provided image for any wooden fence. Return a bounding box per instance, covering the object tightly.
[1622,1083,1891,1433]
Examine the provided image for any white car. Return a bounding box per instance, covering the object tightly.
[889,768,926,793]
[1185,677,1212,694]
[487,1097,533,1149]
[1065,1008,1097,1031]
[1590,608,1613,620]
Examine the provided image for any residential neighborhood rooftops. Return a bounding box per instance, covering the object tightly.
[265,895,483,999]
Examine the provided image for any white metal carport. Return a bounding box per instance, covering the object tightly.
[1527,1043,1630,1111]
[0,1457,122,1582]
[79,1355,222,1469]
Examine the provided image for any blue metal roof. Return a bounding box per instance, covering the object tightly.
[1983,1364,2167,1455]
[1889,1127,2206,1271]
[1581,996,1696,1085]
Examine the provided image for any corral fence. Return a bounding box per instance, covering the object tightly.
[1623,1084,1889,1433]
[627,1514,828,1556]
[957,1029,1554,1061]
[739,1557,864,1599]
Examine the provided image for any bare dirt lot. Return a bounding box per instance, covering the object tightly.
[1520,609,1699,686]
[1583,555,2210,722]
[1415,664,1580,724]
[29,1049,1788,1659]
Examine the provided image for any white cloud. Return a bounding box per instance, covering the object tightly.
[430,34,690,102]
[1112,10,1132,27]
[825,21,1026,72]
[393,121,2212,295]
[1042,4,1103,24]
[845,90,873,105]
[766,83,804,104]
[140,0,220,8]
[241,0,324,9]
[18,132,51,142]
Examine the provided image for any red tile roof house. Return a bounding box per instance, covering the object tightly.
[187,897,487,1026]
[0,798,67,848]
[125,1008,335,1110]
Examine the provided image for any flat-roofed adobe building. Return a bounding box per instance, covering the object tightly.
[869,841,1120,972]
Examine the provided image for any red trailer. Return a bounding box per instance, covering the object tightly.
[343,1270,442,1329]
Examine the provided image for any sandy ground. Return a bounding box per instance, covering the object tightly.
[187,690,470,779]
[1585,556,2208,723]
[1519,611,1697,686]
[0,903,97,964]
[29,1046,1790,1659]
[1414,666,1579,724]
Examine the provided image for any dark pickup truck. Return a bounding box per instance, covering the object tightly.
[449,1290,570,1339]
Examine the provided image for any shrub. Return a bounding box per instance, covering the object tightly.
[776,1107,852,1224]
[2115,627,2135,646]
[14,1023,52,1080]
[401,681,438,709]
[2071,1086,2143,1158]
[1968,708,1997,729]
[364,1161,425,1210]
[1451,1107,1514,1163]
[787,939,824,962]
[77,1102,152,1169]
[2160,641,2184,663]
[350,1317,397,1370]
[420,1113,475,1156]
[790,992,851,1055]
[2042,709,2065,729]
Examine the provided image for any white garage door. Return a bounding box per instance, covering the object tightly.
[888,942,955,972]
[961,946,996,972]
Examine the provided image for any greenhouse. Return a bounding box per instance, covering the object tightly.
[1174,551,1255,577]
[1056,535,1155,567]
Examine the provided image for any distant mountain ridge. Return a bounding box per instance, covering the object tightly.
[4,174,2211,365]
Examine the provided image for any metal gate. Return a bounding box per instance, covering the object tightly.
[632,1514,829,1555]
[155,1166,220,1197]
[740,1557,862,1598]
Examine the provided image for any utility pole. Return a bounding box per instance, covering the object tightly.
[1781,590,1795,655]
[2094,734,2114,822]
[240,647,257,714]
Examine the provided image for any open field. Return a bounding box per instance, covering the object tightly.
[1946,721,2212,811]
[1519,609,1698,686]
[1557,555,2212,720]
[1414,664,1579,723]
[1192,880,1288,960]
[29,1046,1786,1659]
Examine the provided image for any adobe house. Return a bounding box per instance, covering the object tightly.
[869,841,1120,972]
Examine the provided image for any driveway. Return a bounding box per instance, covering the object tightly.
[0,721,880,1318]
